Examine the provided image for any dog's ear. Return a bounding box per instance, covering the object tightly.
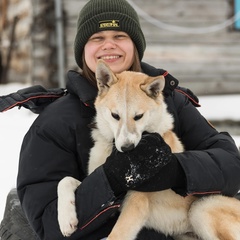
[140,76,165,99]
[95,60,117,95]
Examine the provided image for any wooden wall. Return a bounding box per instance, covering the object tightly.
[1,0,240,95]
[137,0,240,95]
[63,0,240,95]
[0,0,32,84]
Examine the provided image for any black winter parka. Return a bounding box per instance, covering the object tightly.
[17,63,240,240]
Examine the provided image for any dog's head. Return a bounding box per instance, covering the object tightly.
[94,60,173,152]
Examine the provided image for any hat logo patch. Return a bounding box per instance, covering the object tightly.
[99,20,120,28]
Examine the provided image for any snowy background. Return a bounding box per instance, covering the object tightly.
[0,83,240,220]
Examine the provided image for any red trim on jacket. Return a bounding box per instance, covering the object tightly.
[163,71,169,77]
[79,204,121,230]
[3,95,61,112]
[175,89,201,107]
[188,190,221,196]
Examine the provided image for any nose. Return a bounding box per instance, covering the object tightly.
[121,143,134,152]
[102,39,116,50]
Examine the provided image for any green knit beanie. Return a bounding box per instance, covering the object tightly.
[74,0,146,68]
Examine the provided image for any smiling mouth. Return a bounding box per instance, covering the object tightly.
[98,55,121,60]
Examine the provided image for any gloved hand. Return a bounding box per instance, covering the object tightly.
[133,154,186,193]
[103,132,173,195]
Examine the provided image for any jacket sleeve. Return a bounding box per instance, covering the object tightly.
[173,91,240,196]
[17,122,121,240]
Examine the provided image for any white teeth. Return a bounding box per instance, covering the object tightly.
[101,56,120,60]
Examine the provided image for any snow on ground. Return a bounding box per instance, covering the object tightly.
[0,83,37,220]
[0,83,240,220]
[198,94,240,147]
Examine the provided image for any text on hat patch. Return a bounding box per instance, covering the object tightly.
[99,20,120,28]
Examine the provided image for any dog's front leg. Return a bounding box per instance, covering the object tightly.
[107,191,150,240]
[57,176,80,237]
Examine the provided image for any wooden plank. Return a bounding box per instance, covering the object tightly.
[133,0,228,22]
[143,44,240,95]
[7,0,31,22]
[63,0,87,15]
[131,0,237,45]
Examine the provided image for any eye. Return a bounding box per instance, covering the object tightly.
[88,34,104,42]
[114,34,128,40]
[134,114,143,121]
[90,36,103,42]
[111,112,120,120]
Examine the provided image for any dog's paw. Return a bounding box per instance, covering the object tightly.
[59,216,78,237]
[58,200,78,237]
[57,176,81,237]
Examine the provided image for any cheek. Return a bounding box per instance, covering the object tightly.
[124,43,134,60]
[123,45,135,69]
[84,44,97,72]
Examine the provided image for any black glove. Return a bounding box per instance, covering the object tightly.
[133,154,186,193]
[103,132,173,195]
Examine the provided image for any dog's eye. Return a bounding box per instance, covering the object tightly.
[134,114,143,121]
[111,112,120,120]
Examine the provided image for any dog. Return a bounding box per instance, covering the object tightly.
[58,60,240,240]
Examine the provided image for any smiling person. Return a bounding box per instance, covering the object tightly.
[84,31,136,74]
[16,0,240,240]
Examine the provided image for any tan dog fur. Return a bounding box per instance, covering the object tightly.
[58,60,240,240]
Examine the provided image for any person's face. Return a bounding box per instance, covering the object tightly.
[84,31,135,74]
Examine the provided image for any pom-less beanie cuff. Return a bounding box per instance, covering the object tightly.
[74,0,146,68]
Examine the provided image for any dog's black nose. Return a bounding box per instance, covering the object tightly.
[121,144,134,152]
